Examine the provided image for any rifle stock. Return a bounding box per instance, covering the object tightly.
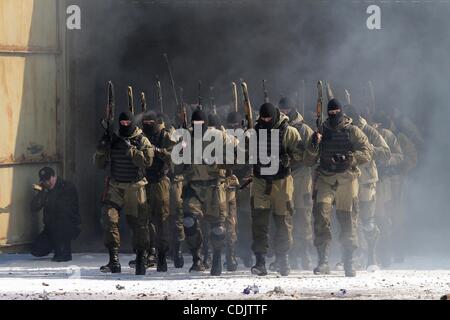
[140,92,147,113]
[127,86,135,114]
[241,80,254,129]
[179,87,187,129]
[344,89,351,105]
[316,80,324,134]
[156,76,163,113]
[232,82,238,113]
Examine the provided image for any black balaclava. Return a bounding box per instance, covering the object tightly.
[343,104,359,122]
[191,109,208,133]
[327,98,344,127]
[258,103,278,129]
[208,113,221,129]
[226,111,242,129]
[142,111,160,136]
[278,97,297,120]
[119,111,136,137]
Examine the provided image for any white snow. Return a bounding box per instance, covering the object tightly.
[0,253,449,300]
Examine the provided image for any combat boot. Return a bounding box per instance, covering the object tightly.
[173,241,184,268]
[210,250,222,276]
[135,250,147,276]
[251,253,268,276]
[52,242,72,262]
[313,244,330,275]
[277,254,291,276]
[147,247,157,268]
[189,250,205,272]
[100,248,121,273]
[157,252,168,272]
[226,246,238,272]
[343,247,356,277]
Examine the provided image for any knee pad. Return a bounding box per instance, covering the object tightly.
[183,213,198,237]
[211,224,226,241]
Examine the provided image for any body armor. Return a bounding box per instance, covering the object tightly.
[110,134,144,182]
[319,126,353,173]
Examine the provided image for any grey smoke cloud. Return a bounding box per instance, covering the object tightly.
[71,0,450,254]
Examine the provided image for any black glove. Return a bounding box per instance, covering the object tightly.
[332,153,347,163]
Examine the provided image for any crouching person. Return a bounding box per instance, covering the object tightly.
[30,167,81,262]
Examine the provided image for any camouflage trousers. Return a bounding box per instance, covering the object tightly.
[169,175,185,244]
[183,180,227,252]
[225,175,240,249]
[250,176,294,255]
[358,182,380,248]
[101,179,149,251]
[313,172,359,250]
[375,175,405,262]
[146,176,171,254]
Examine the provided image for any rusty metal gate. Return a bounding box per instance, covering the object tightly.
[0,0,67,247]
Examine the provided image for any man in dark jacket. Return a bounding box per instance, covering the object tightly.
[30,167,81,262]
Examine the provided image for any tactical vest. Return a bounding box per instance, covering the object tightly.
[320,125,353,173]
[253,120,291,180]
[110,134,144,183]
[145,129,169,182]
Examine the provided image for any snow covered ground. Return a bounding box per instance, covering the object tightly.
[0,253,449,300]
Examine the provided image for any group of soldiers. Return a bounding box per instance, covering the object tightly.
[93,80,418,277]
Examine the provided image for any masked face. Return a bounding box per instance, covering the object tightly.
[227,122,241,130]
[259,117,273,129]
[142,119,159,136]
[118,111,136,137]
[328,109,344,127]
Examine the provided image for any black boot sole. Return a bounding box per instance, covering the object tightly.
[174,258,184,268]
[251,267,268,276]
[100,266,121,274]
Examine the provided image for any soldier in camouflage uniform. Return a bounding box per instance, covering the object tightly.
[181,109,238,276]
[344,105,391,269]
[250,103,304,277]
[279,97,315,270]
[139,111,178,272]
[94,111,154,275]
[305,99,373,277]
[372,112,405,267]
[390,117,418,263]
[226,111,254,268]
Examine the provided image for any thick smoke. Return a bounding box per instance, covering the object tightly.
[71,0,450,256]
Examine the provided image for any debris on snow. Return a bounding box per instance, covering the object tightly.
[115,284,125,290]
[243,285,259,295]
[268,286,285,295]
[331,289,348,298]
